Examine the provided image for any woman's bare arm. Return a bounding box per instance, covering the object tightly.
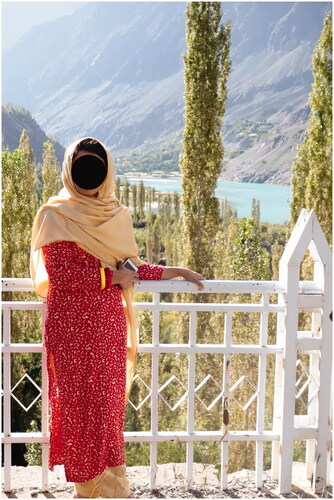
[112,263,206,290]
[161,267,206,290]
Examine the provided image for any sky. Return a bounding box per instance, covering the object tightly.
[2,2,84,52]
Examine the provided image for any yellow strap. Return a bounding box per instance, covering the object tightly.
[99,267,106,290]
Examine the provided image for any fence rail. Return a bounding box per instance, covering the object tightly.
[1,210,332,494]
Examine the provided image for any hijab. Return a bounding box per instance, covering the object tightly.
[30,137,144,401]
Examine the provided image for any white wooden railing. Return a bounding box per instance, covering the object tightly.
[1,210,332,494]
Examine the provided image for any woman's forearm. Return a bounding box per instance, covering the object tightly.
[160,266,205,290]
[161,267,186,280]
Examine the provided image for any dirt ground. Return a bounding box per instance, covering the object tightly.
[1,462,332,499]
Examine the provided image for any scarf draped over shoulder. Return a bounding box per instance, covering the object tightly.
[30,137,144,401]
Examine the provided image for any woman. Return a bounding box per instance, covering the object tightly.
[30,137,205,498]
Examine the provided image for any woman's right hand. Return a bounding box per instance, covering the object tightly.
[112,262,139,289]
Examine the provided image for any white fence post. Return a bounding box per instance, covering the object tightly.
[275,210,332,494]
[271,297,285,481]
[278,266,299,494]
[41,307,49,491]
[306,311,321,481]
[186,311,197,489]
[150,292,160,489]
[3,309,12,493]
[309,229,332,492]
[255,294,269,488]
[221,312,232,490]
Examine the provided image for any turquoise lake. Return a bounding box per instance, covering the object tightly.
[118,176,291,225]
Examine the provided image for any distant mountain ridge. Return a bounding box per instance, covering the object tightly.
[2,105,65,163]
[2,2,331,184]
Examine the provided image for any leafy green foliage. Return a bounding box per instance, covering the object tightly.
[2,136,36,280]
[180,2,231,279]
[42,141,62,203]
[2,131,43,466]
[290,11,332,244]
[24,418,42,466]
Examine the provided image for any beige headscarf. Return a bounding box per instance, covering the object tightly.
[30,137,144,401]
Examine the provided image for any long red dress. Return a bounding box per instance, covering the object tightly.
[43,240,163,483]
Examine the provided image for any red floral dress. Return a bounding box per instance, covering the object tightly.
[42,241,163,483]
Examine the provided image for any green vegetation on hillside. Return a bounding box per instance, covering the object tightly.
[224,119,275,159]
[114,118,275,176]
[115,132,182,176]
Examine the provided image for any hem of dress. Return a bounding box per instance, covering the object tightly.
[49,459,127,483]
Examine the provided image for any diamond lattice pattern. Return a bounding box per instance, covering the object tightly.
[295,359,319,409]
[229,375,258,411]
[11,373,42,412]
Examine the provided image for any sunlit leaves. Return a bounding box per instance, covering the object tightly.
[290,11,332,244]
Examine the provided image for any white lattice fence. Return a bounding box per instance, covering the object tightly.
[1,210,332,494]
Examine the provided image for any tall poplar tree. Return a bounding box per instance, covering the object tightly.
[2,130,37,279]
[2,131,41,465]
[124,178,130,207]
[180,2,231,278]
[115,176,121,200]
[42,141,62,203]
[290,11,332,244]
[138,180,145,224]
[131,184,138,224]
[176,7,231,467]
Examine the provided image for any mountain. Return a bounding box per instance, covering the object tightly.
[2,105,65,164]
[2,2,331,184]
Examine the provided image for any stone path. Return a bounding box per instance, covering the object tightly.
[1,463,332,498]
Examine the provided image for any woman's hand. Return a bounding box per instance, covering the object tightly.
[161,267,206,290]
[112,262,139,289]
[180,269,206,290]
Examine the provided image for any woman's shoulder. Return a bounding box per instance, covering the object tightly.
[40,207,61,220]
[43,240,78,251]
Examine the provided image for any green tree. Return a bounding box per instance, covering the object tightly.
[2,131,36,280]
[176,4,231,469]
[230,218,271,281]
[124,178,130,207]
[290,11,332,244]
[2,131,41,466]
[42,141,62,203]
[221,197,237,230]
[153,218,161,263]
[138,180,145,224]
[226,218,271,471]
[131,184,138,224]
[146,213,154,263]
[115,176,121,200]
[173,192,180,222]
[146,187,153,214]
[180,1,231,278]
[251,199,260,226]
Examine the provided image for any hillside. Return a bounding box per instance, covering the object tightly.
[2,2,331,183]
[2,105,65,163]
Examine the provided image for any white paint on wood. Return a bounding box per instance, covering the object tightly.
[186,311,197,489]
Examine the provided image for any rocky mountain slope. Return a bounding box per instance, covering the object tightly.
[2,105,65,164]
[2,2,330,183]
